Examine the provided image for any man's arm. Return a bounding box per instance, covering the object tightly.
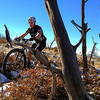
[18,30,29,39]
[35,29,42,39]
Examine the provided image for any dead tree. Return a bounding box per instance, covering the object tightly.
[44,0,93,100]
[81,0,89,74]
[89,42,97,64]
[4,25,13,48]
[89,37,97,64]
[71,0,90,74]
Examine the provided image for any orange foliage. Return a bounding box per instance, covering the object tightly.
[0,39,7,43]
[3,65,67,99]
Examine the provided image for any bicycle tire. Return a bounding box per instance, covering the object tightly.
[3,48,26,79]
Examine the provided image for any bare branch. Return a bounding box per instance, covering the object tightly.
[4,24,13,48]
[89,42,97,64]
[86,28,91,32]
[49,38,55,49]
[85,0,88,3]
[71,20,82,32]
[73,36,83,51]
[71,20,82,29]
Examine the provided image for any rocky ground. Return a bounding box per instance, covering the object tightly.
[0,43,100,100]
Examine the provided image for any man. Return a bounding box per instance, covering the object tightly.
[17,16,46,51]
[16,16,47,67]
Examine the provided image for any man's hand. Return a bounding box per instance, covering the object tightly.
[14,37,20,41]
[29,37,34,41]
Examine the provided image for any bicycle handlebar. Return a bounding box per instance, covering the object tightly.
[22,39,30,43]
[15,38,34,43]
[13,41,35,52]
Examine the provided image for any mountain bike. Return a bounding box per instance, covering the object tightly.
[3,25,50,79]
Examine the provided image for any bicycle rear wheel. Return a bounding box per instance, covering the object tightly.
[3,48,26,79]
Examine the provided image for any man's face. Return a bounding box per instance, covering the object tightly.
[29,21,35,28]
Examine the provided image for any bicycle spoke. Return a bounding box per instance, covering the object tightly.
[3,48,26,79]
[5,52,25,71]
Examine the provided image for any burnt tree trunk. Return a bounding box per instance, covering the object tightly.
[71,0,90,76]
[44,0,92,100]
[81,0,89,73]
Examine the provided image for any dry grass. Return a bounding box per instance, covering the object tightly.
[94,62,100,68]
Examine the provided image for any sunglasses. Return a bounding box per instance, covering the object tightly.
[29,21,34,24]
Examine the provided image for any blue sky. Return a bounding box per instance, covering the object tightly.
[0,0,100,55]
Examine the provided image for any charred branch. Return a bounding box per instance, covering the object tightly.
[72,36,83,51]
[71,20,82,32]
[89,42,97,64]
[81,0,89,71]
[49,38,55,49]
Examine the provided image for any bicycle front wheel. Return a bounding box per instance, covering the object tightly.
[3,48,26,79]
